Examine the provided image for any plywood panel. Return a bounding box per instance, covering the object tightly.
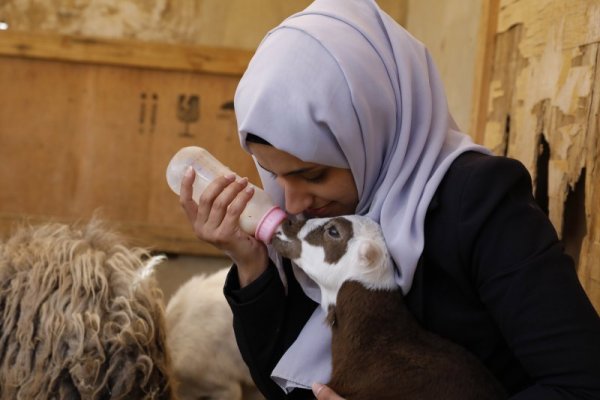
[0,30,252,75]
[0,32,257,256]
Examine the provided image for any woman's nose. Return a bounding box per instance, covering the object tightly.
[282,181,311,215]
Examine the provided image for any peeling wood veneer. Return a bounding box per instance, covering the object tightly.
[479,0,600,311]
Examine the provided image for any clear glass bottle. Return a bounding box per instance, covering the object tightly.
[166,146,287,243]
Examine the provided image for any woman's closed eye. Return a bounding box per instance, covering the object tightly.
[302,170,327,183]
[264,168,328,183]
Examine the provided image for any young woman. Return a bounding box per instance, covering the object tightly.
[178,0,600,399]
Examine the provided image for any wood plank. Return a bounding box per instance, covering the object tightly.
[470,0,500,144]
[0,30,254,75]
[577,44,600,312]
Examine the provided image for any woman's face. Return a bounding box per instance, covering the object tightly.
[247,142,359,218]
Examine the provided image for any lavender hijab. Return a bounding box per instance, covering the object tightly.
[234,0,490,392]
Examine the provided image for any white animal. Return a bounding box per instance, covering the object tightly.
[165,268,263,400]
[272,215,507,400]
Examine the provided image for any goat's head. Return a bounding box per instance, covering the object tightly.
[272,215,396,310]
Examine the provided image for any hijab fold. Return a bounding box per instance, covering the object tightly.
[234,0,490,392]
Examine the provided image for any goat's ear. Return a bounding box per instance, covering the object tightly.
[358,240,383,268]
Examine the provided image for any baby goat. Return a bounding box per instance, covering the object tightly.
[271,215,506,400]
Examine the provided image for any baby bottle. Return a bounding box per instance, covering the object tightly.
[166,146,287,243]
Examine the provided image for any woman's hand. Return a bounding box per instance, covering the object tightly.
[179,167,268,286]
[312,383,345,400]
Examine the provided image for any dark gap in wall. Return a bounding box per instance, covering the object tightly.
[534,134,550,215]
[502,113,510,156]
[562,170,587,271]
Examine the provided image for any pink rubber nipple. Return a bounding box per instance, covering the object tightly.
[255,207,287,243]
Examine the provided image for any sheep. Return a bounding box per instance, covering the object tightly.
[271,215,507,400]
[165,268,264,400]
[0,219,175,400]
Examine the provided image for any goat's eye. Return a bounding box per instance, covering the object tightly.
[326,225,340,238]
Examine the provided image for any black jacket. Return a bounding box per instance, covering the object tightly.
[224,152,600,399]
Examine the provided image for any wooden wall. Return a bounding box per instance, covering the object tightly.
[0,32,255,256]
[405,0,482,134]
[0,0,406,50]
[473,0,600,311]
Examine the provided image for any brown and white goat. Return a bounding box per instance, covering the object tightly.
[271,215,506,400]
[166,268,263,400]
[0,220,175,399]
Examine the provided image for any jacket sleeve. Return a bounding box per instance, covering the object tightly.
[458,156,600,399]
[224,260,317,400]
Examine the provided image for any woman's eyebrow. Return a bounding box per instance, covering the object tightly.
[257,162,318,177]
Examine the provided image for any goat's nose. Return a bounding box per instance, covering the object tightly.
[281,218,306,237]
[274,224,285,237]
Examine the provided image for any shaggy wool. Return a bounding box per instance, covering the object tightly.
[0,220,174,399]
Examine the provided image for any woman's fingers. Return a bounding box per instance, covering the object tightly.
[205,177,250,231]
[180,172,256,243]
[220,184,255,230]
[312,383,345,400]
[195,174,236,222]
[177,170,267,271]
[179,166,199,221]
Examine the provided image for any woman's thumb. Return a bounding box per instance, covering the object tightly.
[312,382,343,399]
[312,383,325,397]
